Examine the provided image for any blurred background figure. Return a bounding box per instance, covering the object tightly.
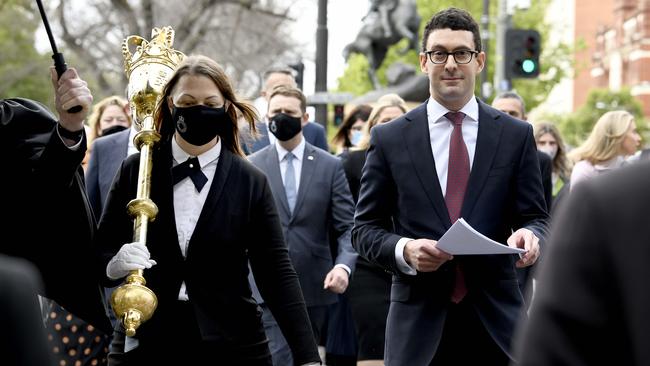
[515,159,650,366]
[342,93,407,366]
[83,96,131,170]
[0,254,54,366]
[533,121,572,213]
[331,104,373,155]
[568,110,641,190]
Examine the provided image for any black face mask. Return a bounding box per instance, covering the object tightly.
[101,124,128,137]
[268,113,302,141]
[172,105,231,146]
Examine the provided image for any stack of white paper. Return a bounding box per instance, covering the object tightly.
[436,218,526,255]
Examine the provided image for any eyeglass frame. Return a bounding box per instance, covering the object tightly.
[423,49,480,64]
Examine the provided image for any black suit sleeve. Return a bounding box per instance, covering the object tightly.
[352,127,402,272]
[330,160,357,272]
[248,178,320,365]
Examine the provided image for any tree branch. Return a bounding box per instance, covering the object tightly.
[110,0,141,36]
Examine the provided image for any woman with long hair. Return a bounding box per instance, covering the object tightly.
[331,104,373,154]
[568,110,641,190]
[533,121,571,200]
[96,55,319,365]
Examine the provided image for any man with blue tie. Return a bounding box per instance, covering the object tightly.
[249,85,356,365]
[249,67,329,153]
[352,7,548,366]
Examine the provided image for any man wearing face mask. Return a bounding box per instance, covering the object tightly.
[248,85,357,366]
[491,91,552,306]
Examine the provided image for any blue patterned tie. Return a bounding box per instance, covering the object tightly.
[284,152,297,214]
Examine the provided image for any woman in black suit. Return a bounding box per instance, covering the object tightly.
[340,94,408,365]
[97,55,319,366]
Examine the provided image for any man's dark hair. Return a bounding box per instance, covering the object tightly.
[494,91,526,115]
[421,7,482,53]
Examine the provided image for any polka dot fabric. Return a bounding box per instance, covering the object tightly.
[45,302,109,366]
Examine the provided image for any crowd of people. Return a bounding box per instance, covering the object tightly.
[1,6,649,366]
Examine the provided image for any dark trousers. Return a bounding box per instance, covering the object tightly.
[110,301,272,366]
[307,305,328,345]
[430,300,509,366]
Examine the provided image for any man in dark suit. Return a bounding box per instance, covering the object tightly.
[515,159,650,366]
[249,85,357,365]
[352,8,548,366]
[0,254,54,366]
[491,91,552,304]
[249,67,329,153]
[0,68,111,334]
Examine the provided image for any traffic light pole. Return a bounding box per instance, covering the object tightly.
[315,0,328,129]
[480,0,490,100]
[494,0,511,93]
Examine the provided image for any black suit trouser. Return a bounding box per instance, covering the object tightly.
[430,300,509,366]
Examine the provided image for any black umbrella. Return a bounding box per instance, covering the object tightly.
[35,0,81,113]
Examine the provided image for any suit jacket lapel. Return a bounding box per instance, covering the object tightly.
[402,103,451,227]
[291,143,317,222]
[461,100,502,219]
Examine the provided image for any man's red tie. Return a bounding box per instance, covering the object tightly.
[444,111,469,303]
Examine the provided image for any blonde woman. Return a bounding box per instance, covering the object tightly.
[341,93,408,365]
[83,96,131,169]
[569,110,641,190]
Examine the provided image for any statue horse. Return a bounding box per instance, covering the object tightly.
[342,0,421,89]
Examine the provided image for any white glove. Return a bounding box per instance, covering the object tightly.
[106,242,157,280]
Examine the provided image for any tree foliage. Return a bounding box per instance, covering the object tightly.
[0,0,54,107]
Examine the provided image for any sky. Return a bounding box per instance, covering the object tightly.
[284,0,368,95]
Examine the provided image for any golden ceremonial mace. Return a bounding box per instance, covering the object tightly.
[110,27,185,336]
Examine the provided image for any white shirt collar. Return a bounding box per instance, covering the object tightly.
[275,135,306,163]
[171,135,222,167]
[427,96,480,124]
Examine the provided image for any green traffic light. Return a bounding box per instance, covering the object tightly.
[522,59,536,73]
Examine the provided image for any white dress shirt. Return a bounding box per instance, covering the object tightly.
[172,136,221,300]
[274,138,351,275]
[395,97,480,275]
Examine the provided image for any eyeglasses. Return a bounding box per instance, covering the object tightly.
[424,49,479,64]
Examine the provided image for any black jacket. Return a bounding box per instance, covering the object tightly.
[0,98,110,333]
